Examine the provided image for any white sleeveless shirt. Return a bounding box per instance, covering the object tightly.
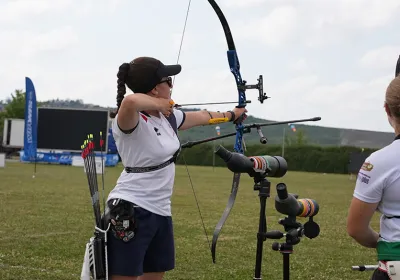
[107,109,185,217]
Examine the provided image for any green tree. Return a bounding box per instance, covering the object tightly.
[284,132,292,146]
[294,128,308,146]
[4,89,26,118]
[0,111,4,137]
[0,89,26,137]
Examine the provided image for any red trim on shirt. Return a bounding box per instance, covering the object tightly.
[140,113,148,122]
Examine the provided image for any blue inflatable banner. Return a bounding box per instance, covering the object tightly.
[23,77,37,162]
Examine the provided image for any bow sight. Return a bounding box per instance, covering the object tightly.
[237,75,269,104]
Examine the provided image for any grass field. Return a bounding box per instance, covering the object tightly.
[0,161,380,280]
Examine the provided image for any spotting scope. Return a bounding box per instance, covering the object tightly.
[214,145,287,178]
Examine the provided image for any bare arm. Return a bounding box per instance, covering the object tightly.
[117,94,173,131]
[179,110,232,130]
[347,197,380,248]
[179,108,246,130]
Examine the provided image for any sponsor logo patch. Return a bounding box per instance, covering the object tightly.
[361,162,374,171]
[357,172,371,184]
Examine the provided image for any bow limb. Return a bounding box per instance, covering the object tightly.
[207,0,247,264]
[211,172,241,263]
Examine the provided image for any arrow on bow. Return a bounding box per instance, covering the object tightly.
[173,100,252,108]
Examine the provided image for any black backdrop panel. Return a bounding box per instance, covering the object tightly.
[347,152,372,174]
[37,108,108,152]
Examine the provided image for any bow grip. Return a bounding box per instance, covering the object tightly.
[233,112,247,124]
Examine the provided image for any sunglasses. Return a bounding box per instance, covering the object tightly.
[158,77,173,88]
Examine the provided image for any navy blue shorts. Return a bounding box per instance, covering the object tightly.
[371,268,389,279]
[107,206,175,277]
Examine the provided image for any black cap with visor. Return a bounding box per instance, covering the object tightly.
[126,57,181,93]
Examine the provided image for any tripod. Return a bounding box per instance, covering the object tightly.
[252,173,319,280]
[270,217,303,280]
[252,173,271,280]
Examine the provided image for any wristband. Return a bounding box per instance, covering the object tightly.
[205,110,213,119]
[228,111,235,122]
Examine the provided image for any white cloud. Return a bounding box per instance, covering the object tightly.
[335,0,400,28]
[360,46,400,71]
[0,0,399,133]
[219,0,400,48]
[21,68,117,105]
[0,0,72,22]
[280,75,319,97]
[0,26,79,59]
[73,0,123,17]
[305,0,400,30]
[236,5,298,47]
[289,0,400,47]
[24,26,79,56]
[172,32,196,59]
[267,73,395,131]
[289,58,309,72]
[172,68,237,107]
[221,0,267,8]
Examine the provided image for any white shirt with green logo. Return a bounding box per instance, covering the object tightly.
[353,138,400,261]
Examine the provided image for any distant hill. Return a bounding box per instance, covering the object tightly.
[2,98,395,149]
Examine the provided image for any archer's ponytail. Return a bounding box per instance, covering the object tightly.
[110,62,131,118]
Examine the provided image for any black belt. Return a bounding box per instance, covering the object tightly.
[125,149,180,174]
[384,215,400,219]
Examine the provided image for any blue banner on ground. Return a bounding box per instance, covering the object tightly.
[19,151,119,166]
[108,128,117,154]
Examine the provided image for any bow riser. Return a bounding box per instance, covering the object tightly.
[234,125,244,153]
[227,50,246,107]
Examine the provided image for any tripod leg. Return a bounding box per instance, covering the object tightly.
[254,195,267,280]
[253,178,271,280]
[283,253,289,280]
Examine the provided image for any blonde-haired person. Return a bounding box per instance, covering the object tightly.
[105,56,247,280]
[347,74,400,280]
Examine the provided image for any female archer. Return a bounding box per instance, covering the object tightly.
[347,73,400,280]
[106,56,247,280]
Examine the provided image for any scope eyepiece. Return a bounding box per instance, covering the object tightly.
[276,183,288,200]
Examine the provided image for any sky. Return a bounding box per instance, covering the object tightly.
[1,0,399,133]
